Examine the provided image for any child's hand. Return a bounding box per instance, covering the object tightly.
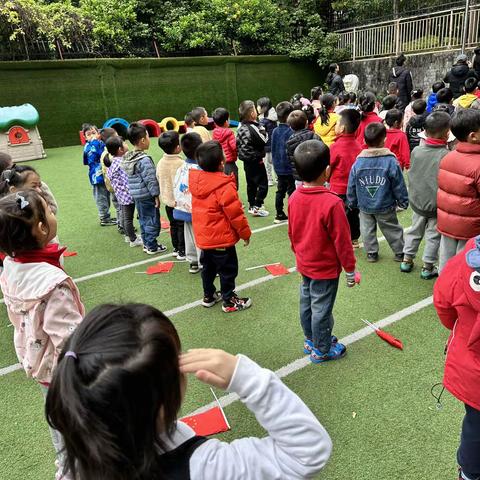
[154,196,160,209]
[244,238,250,247]
[179,349,238,390]
[346,271,361,288]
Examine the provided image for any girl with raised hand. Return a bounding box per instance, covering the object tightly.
[46,303,332,480]
[0,190,84,480]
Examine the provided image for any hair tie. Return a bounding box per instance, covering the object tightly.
[64,351,78,360]
[15,193,29,210]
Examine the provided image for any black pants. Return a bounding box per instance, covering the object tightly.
[224,162,239,190]
[339,194,360,241]
[275,174,296,215]
[121,203,137,242]
[243,161,268,208]
[458,404,480,479]
[201,247,238,301]
[165,206,185,254]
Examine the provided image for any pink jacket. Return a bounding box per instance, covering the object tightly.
[0,258,84,384]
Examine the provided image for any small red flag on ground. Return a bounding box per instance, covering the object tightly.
[181,406,230,436]
[146,261,174,275]
[361,319,404,350]
[265,263,290,276]
[63,251,78,257]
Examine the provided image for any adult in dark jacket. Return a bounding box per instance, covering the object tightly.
[326,64,345,96]
[443,53,478,99]
[389,54,413,111]
[473,47,480,78]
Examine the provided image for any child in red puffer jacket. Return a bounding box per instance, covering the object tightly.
[434,235,480,480]
[212,108,238,189]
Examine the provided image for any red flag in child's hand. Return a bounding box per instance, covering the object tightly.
[63,251,78,257]
[375,329,404,350]
[160,217,170,230]
[146,262,174,275]
[265,263,289,276]
[181,407,230,436]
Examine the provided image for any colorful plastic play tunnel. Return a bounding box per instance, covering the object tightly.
[103,118,129,138]
[139,119,161,137]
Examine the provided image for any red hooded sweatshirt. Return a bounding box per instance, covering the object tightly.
[329,133,362,195]
[189,169,251,250]
[288,185,356,279]
[213,127,237,163]
[355,111,382,143]
[385,128,411,170]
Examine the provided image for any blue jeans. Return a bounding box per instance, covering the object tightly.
[135,197,160,250]
[300,276,339,354]
[92,183,111,221]
[458,404,480,480]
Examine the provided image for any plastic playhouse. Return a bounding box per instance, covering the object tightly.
[0,104,46,162]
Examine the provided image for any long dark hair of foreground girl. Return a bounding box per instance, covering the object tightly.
[45,303,183,480]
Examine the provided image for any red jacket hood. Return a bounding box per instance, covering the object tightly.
[190,169,234,199]
[213,127,231,143]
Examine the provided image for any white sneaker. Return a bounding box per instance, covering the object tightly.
[247,207,255,214]
[251,207,269,217]
[268,181,274,187]
[129,236,143,247]
[124,236,130,243]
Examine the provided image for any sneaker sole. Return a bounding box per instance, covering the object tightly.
[367,257,379,263]
[304,335,337,355]
[222,298,252,313]
[273,219,287,224]
[310,349,347,364]
[189,269,201,274]
[202,296,222,308]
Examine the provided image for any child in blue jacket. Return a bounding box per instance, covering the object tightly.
[271,101,295,223]
[82,124,116,226]
[347,122,408,263]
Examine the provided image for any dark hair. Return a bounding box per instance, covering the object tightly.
[290,92,304,103]
[0,164,38,197]
[180,132,202,160]
[382,95,398,111]
[412,99,427,115]
[287,110,308,131]
[184,112,194,127]
[432,82,445,93]
[239,100,255,122]
[364,122,386,147]
[359,92,377,116]
[0,190,49,256]
[45,303,182,480]
[411,89,424,100]
[196,140,224,172]
[337,91,349,106]
[0,152,13,175]
[348,92,357,104]
[100,127,117,143]
[302,104,316,125]
[310,86,323,101]
[276,101,294,123]
[81,123,93,135]
[212,107,230,127]
[158,131,180,154]
[436,87,454,104]
[191,107,207,123]
[105,136,124,157]
[388,82,399,94]
[257,97,272,116]
[395,53,406,66]
[291,100,303,112]
[425,111,451,138]
[451,109,480,142]
[338,109,361,134]
[385,109,403,128]
[127,122,148,145]
[319,93,336,125]
[464,77,478,93]
[294,140,330,182]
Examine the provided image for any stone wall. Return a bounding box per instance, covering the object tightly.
[339,48,477,96]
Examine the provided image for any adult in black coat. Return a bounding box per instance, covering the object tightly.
[473,47,480,78]
[389,53,413,111]
[443,53,478,99]
[325,63,345,96]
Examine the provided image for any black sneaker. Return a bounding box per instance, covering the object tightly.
[100,218,117,226]
[222,294,252,313]
[143,244,168,255]
[202,292,222,308]
[176,252,186,261]
[189,263,201,274]
[394,253,404,262]
[117,226,126,235]
[274,212,288,224]
[367,252,379,263]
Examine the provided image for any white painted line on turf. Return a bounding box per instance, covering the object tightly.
[0,363,22,376]
[188,295,434,416]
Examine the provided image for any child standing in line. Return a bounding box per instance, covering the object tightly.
[190,141,252,313]
[427,82,445,112]
[173,132,203,274]
[121,122,167,255]
[0,190,84,480]
[434,237,480,480]
[105,136,143,248]
[157,131,186,260]
[437,109,480,271]
[191,107,212,143]
[184,112,195,132]
[406,99,428,151]
[378,94,398,120]
[402,89,424,130]
[82,124,116,227]
[236,100,269,217]
[46,303,332,479]
[288,140,358,363]
[400,112,450,278]
[385,109,411,170]
[257,96,278,186]
[313,94,338,146]
[347,122,408,263]
[329,109,363,248]
[212,107,238,189]
[454,77,480,110]
[310,86,323,116]
[355,92,382,143]
[271,101,295,223]
[433,88,456,116]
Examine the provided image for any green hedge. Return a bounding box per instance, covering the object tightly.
[0,56,324,148]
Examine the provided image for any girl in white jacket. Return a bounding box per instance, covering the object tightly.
[46,303,332,480]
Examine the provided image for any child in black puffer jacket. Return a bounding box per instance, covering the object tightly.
[257,97,278,186]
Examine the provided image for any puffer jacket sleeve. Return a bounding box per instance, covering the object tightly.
[218,182,251,241]
[433,256,459,330]
[390,159,409,208]
[137,157,160,197]
[227,130,238,160]
[236,124,255,162]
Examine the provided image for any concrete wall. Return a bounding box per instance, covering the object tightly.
[339,48,476,97]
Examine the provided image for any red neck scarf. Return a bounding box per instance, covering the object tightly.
[425,138,447,146]
[13,243,66,270]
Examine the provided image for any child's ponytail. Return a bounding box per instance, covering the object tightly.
[0,165,38,197]
[319,94,336,126]
[358,92,377,119]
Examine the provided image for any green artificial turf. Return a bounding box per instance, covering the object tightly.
[0,145,462,479]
